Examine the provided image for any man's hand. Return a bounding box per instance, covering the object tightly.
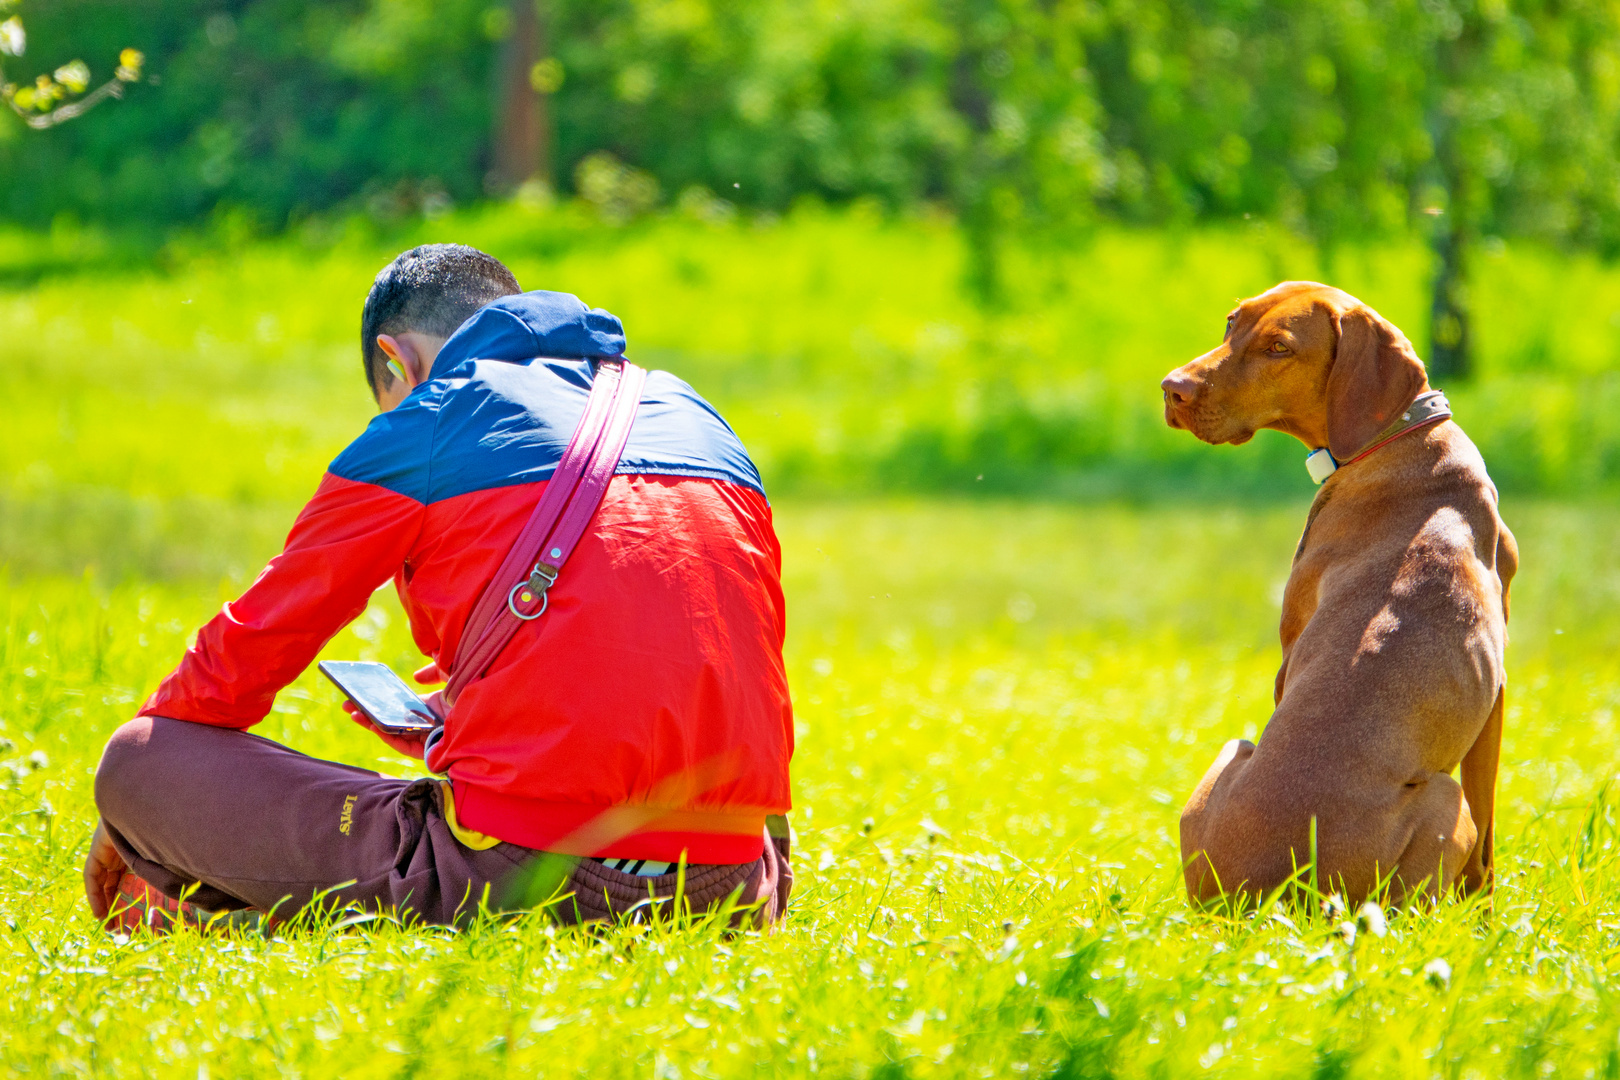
[343,700,432,760]
[413,662,445,685]
[84,819,127,922]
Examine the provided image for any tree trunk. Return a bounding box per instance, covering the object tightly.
[1429,216,1472,381]
[1425,18,1478,382]
[948,31,1002,307]
[962,193,1003,307]
[490,0,550,193]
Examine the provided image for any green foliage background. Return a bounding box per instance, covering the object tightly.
[7,0,1620,257]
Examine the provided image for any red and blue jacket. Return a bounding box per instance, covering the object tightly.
[139,291,793,864]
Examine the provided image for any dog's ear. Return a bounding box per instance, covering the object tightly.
[1325,305,1428,461]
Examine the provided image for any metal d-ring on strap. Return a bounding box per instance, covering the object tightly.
[440,358,647,713]
[507,562,559,620]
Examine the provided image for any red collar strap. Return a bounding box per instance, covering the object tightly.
[1304,390,1452,485]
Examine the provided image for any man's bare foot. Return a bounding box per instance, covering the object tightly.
[105,871,278,936]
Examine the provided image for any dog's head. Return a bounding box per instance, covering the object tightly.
[1160,281,1429,461]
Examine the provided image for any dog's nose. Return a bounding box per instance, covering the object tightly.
[1161,372,1199,405]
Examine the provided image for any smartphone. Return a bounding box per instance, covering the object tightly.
[318,660,439,734]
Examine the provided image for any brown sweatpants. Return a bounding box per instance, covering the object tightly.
[95,716,791,928]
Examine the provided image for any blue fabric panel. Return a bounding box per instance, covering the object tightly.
[418,359,764,502]
[330,291,763,502]
[623,371,765,492]
[327,390,439,505]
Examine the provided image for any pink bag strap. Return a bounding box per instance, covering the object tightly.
[443,358,646,706]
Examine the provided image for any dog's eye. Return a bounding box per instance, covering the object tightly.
[1225,314,1236,335]
[1267,341,1290,354]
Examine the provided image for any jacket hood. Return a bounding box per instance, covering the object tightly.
[433,290,626,373]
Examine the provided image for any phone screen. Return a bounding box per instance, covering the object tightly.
[318,661,439,734]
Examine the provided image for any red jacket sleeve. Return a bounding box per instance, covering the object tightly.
[138,474,425,729]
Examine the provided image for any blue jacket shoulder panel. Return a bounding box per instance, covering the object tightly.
[422,359,585,501]
[422,360,765,502]
[623,371,765,495]
[326,388,443,503]
[326,290,762,503]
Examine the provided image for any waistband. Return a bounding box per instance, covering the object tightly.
[448,779,769,864]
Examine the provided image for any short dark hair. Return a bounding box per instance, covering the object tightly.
[360,244,521,398]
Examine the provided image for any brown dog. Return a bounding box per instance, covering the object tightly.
[1161,281,1516,907]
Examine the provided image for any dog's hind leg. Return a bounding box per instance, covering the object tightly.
[1179,738,1256,905]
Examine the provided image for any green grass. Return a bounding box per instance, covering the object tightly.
[6,200,1620,549]
[6,500,1620,1075]
[5,207,1620,1074]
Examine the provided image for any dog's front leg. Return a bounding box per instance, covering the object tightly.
[1381,771,1479,906]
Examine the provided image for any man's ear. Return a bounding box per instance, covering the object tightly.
[1324,305,1429,461]
[376,334,425,388]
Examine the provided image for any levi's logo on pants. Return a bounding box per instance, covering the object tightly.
[339,795,357,835]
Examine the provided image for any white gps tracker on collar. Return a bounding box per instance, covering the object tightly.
[1305,448,1338,485]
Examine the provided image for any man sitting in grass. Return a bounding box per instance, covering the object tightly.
[84,243,794,930]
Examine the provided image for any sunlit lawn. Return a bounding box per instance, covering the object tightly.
[3,497,1620,1075]
[5,209,1620,1075]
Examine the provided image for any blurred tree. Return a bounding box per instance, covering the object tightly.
[1426,4,1484,380]
[1074,0,1620,378]
[938,0,1111,303]
[1414,0,1620,378]
[0,3,142,129]
[0,0,498,229]
[490,0,556,192]
[3,0,1619,367]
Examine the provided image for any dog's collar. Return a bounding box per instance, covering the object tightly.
[1304,390,1453,485]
